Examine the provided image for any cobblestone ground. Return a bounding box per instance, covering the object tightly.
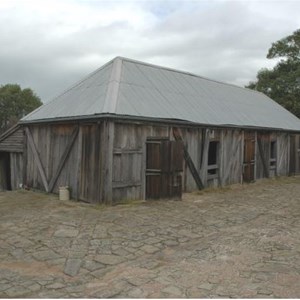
[0,177,300,298]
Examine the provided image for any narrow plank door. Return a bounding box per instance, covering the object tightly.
[145,138,183,199]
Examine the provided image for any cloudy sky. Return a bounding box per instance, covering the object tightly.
[0,0,300,102]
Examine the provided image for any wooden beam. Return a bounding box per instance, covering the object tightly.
[218,130,224,186]
[112,181,142,189]
[172,127,204,190]
[277,136,287,175]
[22,129,27,187]
[48,126,79,192]
[113,148,143,154]
[223,135,242,183]
[25,127,49,192]
[76,126,83,200]
[103,121,115,204]
[200,129,210,184]
[257,136,269,178]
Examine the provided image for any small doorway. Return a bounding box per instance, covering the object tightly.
[243,132,255,182]
[0,152,11,191]
[145,138,183,199]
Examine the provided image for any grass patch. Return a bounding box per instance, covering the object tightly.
[193,176,300,196]
[113,198,146,207]
[193,185,232,195]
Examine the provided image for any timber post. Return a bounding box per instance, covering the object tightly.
[103,120,115,204]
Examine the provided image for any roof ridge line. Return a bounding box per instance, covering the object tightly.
[103,57,123,113]
[57,58,115,98]
[118,56,263,94]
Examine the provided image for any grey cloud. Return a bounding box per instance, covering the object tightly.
[0,0,299,102]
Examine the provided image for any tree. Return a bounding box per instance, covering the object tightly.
[246,29,300,118]
[0,84,42,134]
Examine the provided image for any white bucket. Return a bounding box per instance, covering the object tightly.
[59,186,70,201]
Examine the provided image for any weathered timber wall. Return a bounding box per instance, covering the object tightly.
[0,126,24,153]
[10,152,23,190]
[221,129,243,186]
[289,134,300,174]
[21,120,294,203]
[256,132,290,179]
[256,132,270,179]
[112,123,245,201]
[179,127,202,191]
[112,123,292,201]
[276,133,290,176]
[24,123,105,203]
[79,124,103,203]
[26,124,79,193]
[112,122,169,202]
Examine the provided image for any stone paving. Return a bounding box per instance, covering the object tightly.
[0,177,300,298]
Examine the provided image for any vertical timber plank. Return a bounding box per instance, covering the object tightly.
[23,127,27,187]
[219,130,224,186]
[48,126,79,192]
[141,140,147,200]
[103,120,115,204]
[76,125,83,200]
[25,127,49,192]
[200,128,209,187]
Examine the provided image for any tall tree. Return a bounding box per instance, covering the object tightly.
[0,84,42,134]
[247,29,300,118]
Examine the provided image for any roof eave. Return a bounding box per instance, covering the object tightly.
[18,114,300,133]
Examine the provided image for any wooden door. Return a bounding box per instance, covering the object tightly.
[146,138,183,199]
[243,132,255,182]
[290,134,300,175]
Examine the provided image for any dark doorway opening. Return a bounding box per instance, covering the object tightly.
[270,140,277,168]
[0,152,11,190]
[207,141,219,176]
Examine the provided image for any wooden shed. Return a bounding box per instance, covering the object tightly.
[1,57,300,202]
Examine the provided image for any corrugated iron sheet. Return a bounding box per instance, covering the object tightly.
[21,56,300,131]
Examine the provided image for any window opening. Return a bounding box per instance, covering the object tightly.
[270,140,276,168]
[207,141,219,176]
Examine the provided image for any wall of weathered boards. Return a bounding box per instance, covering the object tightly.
[0,119,299,202]
[0,126,24,191]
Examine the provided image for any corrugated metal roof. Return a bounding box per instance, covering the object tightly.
[21,56,300,131]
